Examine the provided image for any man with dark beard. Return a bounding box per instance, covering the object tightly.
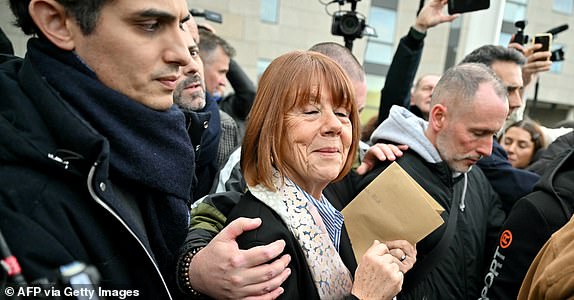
[174,18,221,200]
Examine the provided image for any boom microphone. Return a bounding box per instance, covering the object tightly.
[190,8,223,24]
[546,24,569,36]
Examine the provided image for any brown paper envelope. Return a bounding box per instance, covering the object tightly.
[397,163,445,214]
[342,162,444,262]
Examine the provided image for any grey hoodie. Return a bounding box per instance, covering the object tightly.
[370,105,469,211]
[370,105,442,164]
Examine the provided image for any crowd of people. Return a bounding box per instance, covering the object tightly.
[1,0,573,299]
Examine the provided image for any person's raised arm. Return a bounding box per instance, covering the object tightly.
[413,0,459,33]
[377,0,458,125]
[508,42,552,91]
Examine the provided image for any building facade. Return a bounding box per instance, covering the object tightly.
[2,0,573,126]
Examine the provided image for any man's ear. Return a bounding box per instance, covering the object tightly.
[428,103,447,131]
[29,0,76,50]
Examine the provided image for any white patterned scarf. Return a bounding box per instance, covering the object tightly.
[248,172,353,299]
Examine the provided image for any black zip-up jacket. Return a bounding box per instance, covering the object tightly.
[480,148,574,300]
[356,151,505,299]
[0,55,179,298]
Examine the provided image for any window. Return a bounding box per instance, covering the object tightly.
[554,0,573,14]
[361,74,386,124]
[256,58,272,82]
[363,6,396,69]
[364,41,393,65]
[551,44,565,73]
[498,32,513,47]
[261,0,279,23]
[444,17,462,69]
[361,0,397,121]
[503,0,528,23]
[500,0,528,47]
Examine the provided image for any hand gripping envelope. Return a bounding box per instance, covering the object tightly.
[343,162,444,262]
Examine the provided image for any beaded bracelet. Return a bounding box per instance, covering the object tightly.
[179,246,205,296]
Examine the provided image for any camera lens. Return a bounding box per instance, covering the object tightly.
[340,14,361,36]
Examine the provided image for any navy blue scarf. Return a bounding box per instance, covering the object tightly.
[28,38,194,286]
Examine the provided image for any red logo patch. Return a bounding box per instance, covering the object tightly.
[500,230,512,249]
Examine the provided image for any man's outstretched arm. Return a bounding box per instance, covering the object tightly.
[188,218,291,299]
[179,192,291,299]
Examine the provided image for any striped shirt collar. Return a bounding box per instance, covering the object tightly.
[287,178,344,251]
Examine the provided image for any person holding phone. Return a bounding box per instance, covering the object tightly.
[508,36,552,107]
[533,34,552,55]
[447,0,490,14]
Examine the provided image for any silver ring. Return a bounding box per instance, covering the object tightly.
[400,255,407,262]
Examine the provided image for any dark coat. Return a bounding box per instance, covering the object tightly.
[377,27,426,125]
[0,26,14,55]
[0,55,179,299]
[355,151,505,300]
[226,192,358,300]
[218,59,256,140]
[183,95,221,201]
[480,148,574,300]
[527,131,574,176]
[477,138,540,212]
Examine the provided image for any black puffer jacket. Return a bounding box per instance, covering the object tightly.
[480,148,574,300]
[0,55,179,298]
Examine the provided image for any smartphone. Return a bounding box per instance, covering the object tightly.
[447,0,490,15]
[533,33,553,54]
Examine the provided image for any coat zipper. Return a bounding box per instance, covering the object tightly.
[87,163,173,299]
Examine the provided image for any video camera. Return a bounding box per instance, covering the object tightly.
[328,0,375,50]
[331,0,366,40]
[511,20,568,62]
[512,20,529,46]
